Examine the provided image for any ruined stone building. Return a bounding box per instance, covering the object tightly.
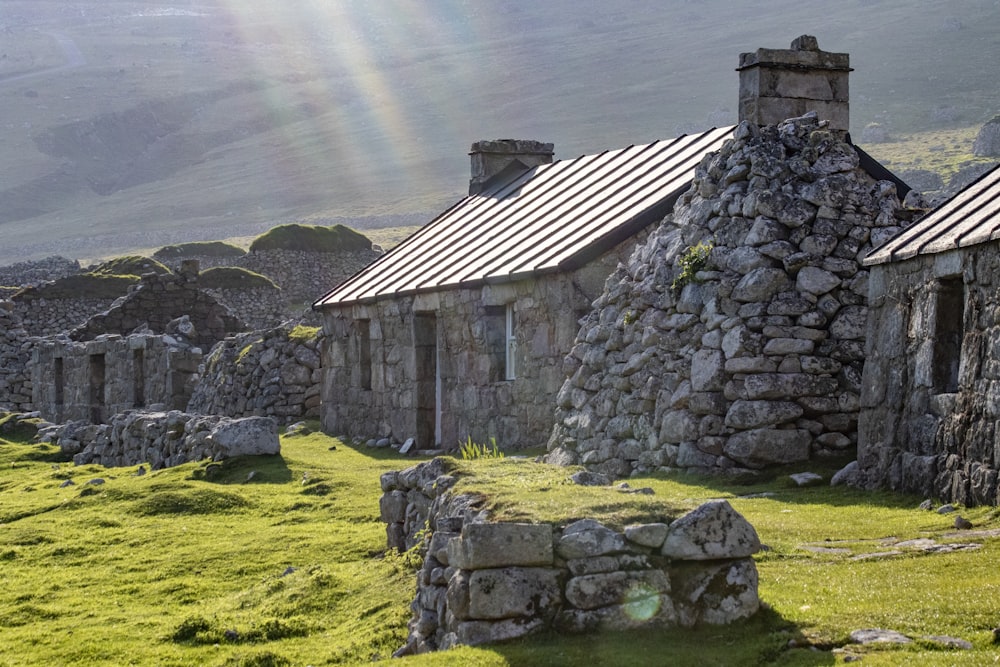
[313,130,733,449]
[857,164,1000,505]
[31,262,247,424]
[545,37,915,477]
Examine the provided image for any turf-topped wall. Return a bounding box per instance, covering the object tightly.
[381,458,761,654]
[0,256,81,288]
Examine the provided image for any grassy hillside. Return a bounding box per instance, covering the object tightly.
[3,421,1000,665]
[0,0,999,264]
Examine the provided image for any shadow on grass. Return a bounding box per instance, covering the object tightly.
[189,454,293,485]
[640,453,927,512]
[491,606,833,667]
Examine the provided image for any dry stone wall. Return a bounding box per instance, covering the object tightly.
[70,269,245,349]
[380,458,761,654]
[14,296,122,337]
[32,333,202,424]
[203,287,286,331]
[239,248,382,305]
[0,302,35,412]
[187,325,323,423]
[856,242,1000,505]
[0,256,80,287]
[546,114,909,478]
[44,411,280,469]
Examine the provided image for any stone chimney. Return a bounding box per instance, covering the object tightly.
[469,139,554,195]
[737,35,852,134]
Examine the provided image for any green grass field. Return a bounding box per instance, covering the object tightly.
[3,420,1000,666]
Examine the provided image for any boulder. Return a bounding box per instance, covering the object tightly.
[662,500,761,560]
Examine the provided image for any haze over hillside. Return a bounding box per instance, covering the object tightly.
[0,0,998,264]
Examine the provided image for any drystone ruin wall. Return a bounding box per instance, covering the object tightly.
[32,334,202,424]
[857,242,1000,506]
[238,248,383,306]
[45,412,280,470]
[547,114,909,478]
[14,296,122,337]
[202,287,286,331]
[380,458,761,654]
[0,302,35,413]
[187,325,323,424]
[70,270,245,349]
[0,256,80,288]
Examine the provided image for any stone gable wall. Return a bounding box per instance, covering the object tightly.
[380,458,761,654]
[187,325,323,423]
[857,243,1000,505]
[70,271,245,349]
[546,114,908,478]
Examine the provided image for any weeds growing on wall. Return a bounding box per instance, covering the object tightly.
[671,241,713,292]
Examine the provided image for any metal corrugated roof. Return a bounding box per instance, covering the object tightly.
[865,163,1000,266]
[314,126,735,307]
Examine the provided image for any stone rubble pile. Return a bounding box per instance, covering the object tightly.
[381,458,761,654]
[46,411,280,469]
[187,325,323,423]
[547,113,910,478]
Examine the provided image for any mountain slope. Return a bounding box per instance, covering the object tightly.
[0,0,998,263]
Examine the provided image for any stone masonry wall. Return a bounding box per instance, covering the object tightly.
[203,286,286,331]
[856,242,1000,505]
[547,114,909,478]
[187,325,323,423]
[44,412,280,470]
[380,458,761,654]
[0,256,80,287]
[71,269,245,349]
[32,334,202,424]
[0,302,35,412]
[321,241,634,450]
[239,248,383,306]
[14,296,121,337]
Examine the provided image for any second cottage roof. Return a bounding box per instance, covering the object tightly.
[314,126,735,307]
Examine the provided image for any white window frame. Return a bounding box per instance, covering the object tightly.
[505,303,517,380]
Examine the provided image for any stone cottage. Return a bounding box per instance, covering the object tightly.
[856,163,1000,505]
[545,37,915,478]
[313,129,734,449]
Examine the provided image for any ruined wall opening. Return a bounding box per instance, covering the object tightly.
[133,348,146,408]
[414,313,439,448]
[89,353,106,423]
[932,277,964,394]
[357,319,372,391]
[505,303,517,381]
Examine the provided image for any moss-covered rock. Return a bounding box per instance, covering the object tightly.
[15,273,139,300]
[89,255,170,277]
[153,241,247,261]
[198,267,279,290]
[249,224,372,253]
